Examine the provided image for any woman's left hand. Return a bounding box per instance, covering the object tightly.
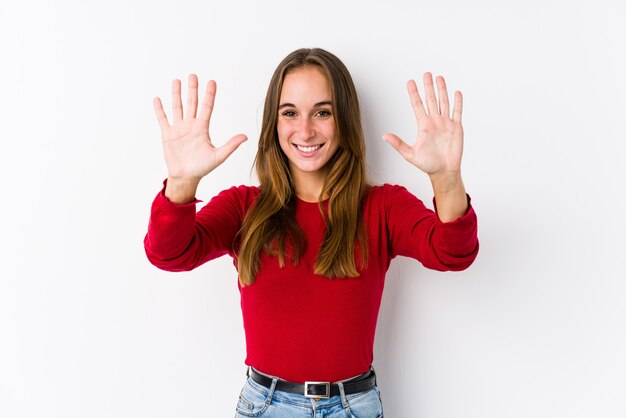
[383,72,463,181]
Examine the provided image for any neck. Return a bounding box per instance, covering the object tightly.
[292,170,328,203]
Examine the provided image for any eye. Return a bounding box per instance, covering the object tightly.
[281,110,296,118]
[316,110,332,118]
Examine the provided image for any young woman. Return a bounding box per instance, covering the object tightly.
[145,48,478,417]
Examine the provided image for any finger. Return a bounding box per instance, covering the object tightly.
[199,80,217,125]
[452,91,463,123]
[171,79,183,121]
[407,80,426,119]
[436,75,450,117]
[214,134,248,165]
[383,133,414,161]
[185,74,199,119]
[153,97,170,131]
[423,72,439,116]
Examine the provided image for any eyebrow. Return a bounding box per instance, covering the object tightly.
[278,101,332,110]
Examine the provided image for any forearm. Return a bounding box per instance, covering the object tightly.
[430,172,468,223]
[386,184,478,271]
[145,182,251,272]
[144,187,201,270]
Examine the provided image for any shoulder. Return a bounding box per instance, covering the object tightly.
[202,185,261,214]
[215,185,260,200]
[364,183,421,204]
[362,184,430,221]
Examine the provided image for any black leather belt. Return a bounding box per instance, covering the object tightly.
[248,367,376,399]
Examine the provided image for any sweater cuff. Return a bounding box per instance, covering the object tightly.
[148,179,203,226]
[431,194,478,265]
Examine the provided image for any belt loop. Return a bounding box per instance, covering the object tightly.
[336,381,349,409]
[266,377,278,403]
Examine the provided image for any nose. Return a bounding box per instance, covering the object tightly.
[297,118,315,142]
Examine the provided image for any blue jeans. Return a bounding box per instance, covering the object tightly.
[234,372,384,417]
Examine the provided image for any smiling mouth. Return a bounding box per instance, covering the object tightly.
[295,144,323,153]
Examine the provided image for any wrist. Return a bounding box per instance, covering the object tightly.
[429,172,468,222]
[429,171,463,194]
[164,176,201,204]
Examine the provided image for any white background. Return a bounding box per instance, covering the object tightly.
[1,0,625,417]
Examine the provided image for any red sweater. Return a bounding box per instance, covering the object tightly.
[144,182,478,383]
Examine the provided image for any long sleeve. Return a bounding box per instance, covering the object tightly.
[143,181,259,272]
[383,184,478,271]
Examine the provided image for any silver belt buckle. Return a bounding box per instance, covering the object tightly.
[304,381,331,399]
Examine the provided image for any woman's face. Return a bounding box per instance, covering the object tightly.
[277,66,339,181]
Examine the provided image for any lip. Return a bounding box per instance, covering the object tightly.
[293,143,325,157]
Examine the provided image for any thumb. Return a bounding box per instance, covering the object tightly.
[383,133,413,160]
[214,134,248,165]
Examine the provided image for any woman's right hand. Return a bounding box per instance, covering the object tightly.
[153,74,247,202]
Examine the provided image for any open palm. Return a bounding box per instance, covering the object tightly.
[153,74,247,181]
[384,72,463,179]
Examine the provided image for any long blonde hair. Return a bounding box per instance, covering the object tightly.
[237,48,369,285]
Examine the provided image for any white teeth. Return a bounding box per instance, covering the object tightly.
[296,144,322,152]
